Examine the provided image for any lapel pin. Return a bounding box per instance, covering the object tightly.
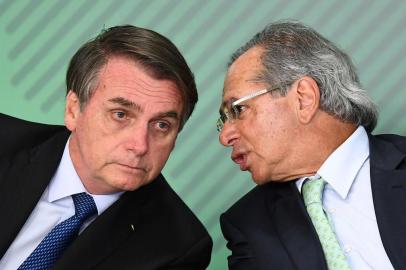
[130,224,135,231]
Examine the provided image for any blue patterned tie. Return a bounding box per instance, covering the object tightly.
[18,192,97,270]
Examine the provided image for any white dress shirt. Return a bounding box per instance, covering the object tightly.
[296,126,393,269]
[0,139,123,270]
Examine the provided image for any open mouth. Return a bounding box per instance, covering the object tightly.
[232,153,248,171]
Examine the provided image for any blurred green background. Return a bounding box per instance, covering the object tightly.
[1,0,405,268]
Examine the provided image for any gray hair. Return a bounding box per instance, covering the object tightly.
[229,21,378,132]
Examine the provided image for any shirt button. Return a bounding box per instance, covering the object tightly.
[344,245,352,253]
[329,208,336,214]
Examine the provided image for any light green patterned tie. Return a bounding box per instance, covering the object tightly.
[302,178,351,270]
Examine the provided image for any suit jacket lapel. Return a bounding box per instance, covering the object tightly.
[266,182,328,270]
[55,175,163,270]
[0,130,69,258]
[369,135,406,269]
[54,191,140,269]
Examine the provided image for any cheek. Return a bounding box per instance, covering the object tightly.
[247,112,292,156]
[149,137,176,163]
[78,136,105,169]
[77,122,117,164]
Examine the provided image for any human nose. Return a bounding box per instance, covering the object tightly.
[126,125,149,155]
[219,122,239,147]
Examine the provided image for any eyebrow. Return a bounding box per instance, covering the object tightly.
[108,97,142,111]
[108,97,179,120]
[158,111,179,120]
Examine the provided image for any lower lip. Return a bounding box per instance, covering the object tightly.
[117,164,145,173]
[235,156,248,171]
[240,163,248,171]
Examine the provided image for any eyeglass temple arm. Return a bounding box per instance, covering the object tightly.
[231,88,269,106]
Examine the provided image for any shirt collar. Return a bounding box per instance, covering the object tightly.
[296,126,369,199]
[47,138,123,215]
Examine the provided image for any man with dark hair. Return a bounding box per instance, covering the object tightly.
[0,25,212,269]
[218,21,406,269]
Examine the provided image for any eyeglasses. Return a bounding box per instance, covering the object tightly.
[216,83,290,132]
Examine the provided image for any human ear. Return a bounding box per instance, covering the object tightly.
[294,76,320,124]
[64,90,81,131]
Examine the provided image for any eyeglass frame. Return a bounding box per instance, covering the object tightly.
[216,82,292,132]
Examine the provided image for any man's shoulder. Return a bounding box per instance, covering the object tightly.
[223,181,291,221]
[119,175,212,265]
[373,133,406,152]
[154,177,208,228]
[0,113,65,158]
[225,185,265,217]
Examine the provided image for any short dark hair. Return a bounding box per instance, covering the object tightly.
[230,21,378,132]
[66,25,197,130]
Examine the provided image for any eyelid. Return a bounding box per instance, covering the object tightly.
[112,110,128,117]
[153,115,178,125]
[152,120,172,133]
[111,107,129,113]
[233,103,246,110]
[116,108,131,114]
[153,118,178,130]
[155,120,167,126]
[233,104,246,116]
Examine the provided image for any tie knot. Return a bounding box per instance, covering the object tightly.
[72,192,97,221]
[302,178,325,206]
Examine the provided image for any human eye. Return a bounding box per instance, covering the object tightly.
[232,104,247,119]
[111,110,128,121]
[153,120,171,132]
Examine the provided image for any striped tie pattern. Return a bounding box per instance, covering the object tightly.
[18,192,97,270]
[302,178,351,270]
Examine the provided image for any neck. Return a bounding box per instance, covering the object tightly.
[283,114,357,181]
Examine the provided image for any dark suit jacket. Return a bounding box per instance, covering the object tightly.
[220,133,406,270]
[0,113,212,269]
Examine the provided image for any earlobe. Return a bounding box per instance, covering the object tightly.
[295,77,320,124]
[65,90,80,131]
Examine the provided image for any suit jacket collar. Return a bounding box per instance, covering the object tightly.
[265,181,328,270]
[369,134,405,170]
[0,129,69,258]
[368,134,406,269]
[54,179,157,269]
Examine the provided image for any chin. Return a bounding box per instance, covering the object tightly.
[253,178,271,185]
[251,172,270,185]
[251,166,283,185]
[108,168,151,191]
[106,175,145,192]
[120,179,149,191]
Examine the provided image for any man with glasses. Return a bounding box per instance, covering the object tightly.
[218,21,406,270]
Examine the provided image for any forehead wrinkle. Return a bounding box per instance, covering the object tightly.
[102,66,181,101]
[108,97,142,112]
[128,76,180,100]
